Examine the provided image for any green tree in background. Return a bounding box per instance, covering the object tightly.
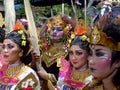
[15,1,90,24]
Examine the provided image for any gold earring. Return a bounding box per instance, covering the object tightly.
[19,51,23,57]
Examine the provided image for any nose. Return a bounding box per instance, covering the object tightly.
[3,47,8,53]
[88,56,95,65]
[53,29,57,33]
[71,53,78,60]
[72,56,76,60]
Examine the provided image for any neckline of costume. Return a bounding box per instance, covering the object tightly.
[8,61,22,67]
[77,64,88,72]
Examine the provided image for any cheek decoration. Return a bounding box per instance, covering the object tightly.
[97,57,111,70]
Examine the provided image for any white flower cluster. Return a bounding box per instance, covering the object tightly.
[21,78,35,88]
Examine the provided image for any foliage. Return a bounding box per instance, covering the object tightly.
[15,1,91,25]
[31,3,74,23]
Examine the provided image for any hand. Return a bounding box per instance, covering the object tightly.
[32,50,41,62]
[36,62,49,80]
[30,50,41,67]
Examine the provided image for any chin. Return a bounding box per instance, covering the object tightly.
[4,60,9,64]
[74,66,80,69]
[92,74,103,79]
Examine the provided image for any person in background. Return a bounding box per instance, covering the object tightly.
[0,25,41,90]
[0,27,7,68]
[88,10,120,90]
[37,19,92,90]
[37,15,76,90]
[0,27,5,53]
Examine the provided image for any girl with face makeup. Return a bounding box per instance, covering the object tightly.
[36,19,92,90]
[88,10,120,90]
[57,34,91,90]
[0,26,41,90]
[36,15,76,90]
[55,19,92,90]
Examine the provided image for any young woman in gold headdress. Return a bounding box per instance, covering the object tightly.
[0,25,41,90]
[36,17,92,90]
[56,33,91,90]
[36,15,76,89]
[88,10,120,90]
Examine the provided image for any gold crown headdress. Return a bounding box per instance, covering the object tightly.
[46,15,72,34]
[90,25,120,51]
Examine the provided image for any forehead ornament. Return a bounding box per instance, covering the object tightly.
[91,26,100,44]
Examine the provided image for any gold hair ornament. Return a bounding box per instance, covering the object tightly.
[14,25,26,46]
[46,15,72,34]
[67,19,90,48]
[67,33,90,48]
[90,26,120,51]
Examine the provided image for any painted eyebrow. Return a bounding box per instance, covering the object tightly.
[95,49,103,52]
[4,43,14,46]
[69,49,83,51]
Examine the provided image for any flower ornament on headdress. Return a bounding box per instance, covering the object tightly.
[81,35,90,42]
[13,24,26,46]
[68,33,75,48]
[67,19,90,48]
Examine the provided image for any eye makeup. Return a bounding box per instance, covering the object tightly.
[68,50,83,56]
[2,44,14,50]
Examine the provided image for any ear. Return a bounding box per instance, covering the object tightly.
[115,61,120,68]
[19,50,23,57]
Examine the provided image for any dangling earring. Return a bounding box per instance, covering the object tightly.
[19,50,23,57]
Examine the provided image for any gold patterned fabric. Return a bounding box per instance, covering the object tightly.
[0,63,41,90]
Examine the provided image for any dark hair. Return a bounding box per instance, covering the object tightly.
[111,51,120,89]
[70,35,90,52]
[5,30,32,65]
[65,35,90,60]
[101,11,120,89]
[0,27,5,43]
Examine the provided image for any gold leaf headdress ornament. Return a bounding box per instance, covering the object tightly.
[46,15,72,34]
[90,25,120,51]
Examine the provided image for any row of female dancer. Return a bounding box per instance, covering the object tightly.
[0,6,120,90]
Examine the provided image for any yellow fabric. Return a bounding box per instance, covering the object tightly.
[47,80,55,90]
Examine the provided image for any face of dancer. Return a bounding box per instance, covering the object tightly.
[88,45,117,79]
[50,26,63,40]
[1,39,22,64]
[68,45,88,69]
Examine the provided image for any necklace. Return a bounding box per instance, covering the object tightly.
[71,67,90,82]
[42,44,66,67]
[6,63,24,77]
